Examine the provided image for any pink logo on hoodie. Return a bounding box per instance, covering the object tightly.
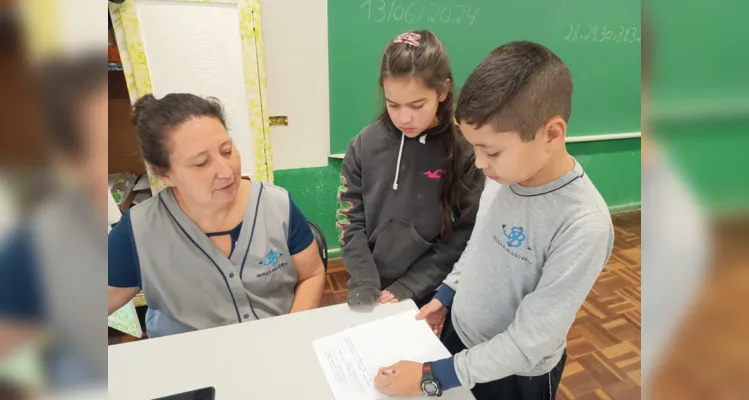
[424,169,444,180]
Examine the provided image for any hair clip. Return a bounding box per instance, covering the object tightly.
[392,32,421,47]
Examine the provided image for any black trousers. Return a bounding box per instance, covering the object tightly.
[441,317,567,400]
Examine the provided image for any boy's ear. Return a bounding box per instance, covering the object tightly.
[438,79,451,102]
[543,116,567,144]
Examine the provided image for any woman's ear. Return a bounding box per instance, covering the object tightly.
[438,79,451,102]
[155,169,173,187]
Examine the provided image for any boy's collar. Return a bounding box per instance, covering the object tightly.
[509,157,584,197]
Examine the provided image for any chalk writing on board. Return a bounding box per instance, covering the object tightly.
[563,24,641,44]
[360,0,479,26]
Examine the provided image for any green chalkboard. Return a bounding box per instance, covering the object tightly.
[328,0,641,154]
[647,1,749,212]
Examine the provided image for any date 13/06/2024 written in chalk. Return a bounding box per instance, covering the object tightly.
[361,0,480,26]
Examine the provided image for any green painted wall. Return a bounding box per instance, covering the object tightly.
[647,2,749,214]
[653,124,749,214]
[276,138,641,254]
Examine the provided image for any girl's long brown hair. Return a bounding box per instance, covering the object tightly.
[379,30,469,238]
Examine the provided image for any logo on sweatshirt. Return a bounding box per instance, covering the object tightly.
[423,169,444,180]
[503,225,527,248]
[494,225,533,266]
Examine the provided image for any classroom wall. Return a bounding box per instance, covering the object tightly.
[260,0,641,254]
[139,0,333,172]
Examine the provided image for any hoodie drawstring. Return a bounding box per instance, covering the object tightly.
[392,133,405,190]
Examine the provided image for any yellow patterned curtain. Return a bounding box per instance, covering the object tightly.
[239,0,274,183]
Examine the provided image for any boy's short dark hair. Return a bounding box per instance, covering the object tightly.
[456,41,573,141]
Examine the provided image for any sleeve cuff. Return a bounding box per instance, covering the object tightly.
[432,356,461,390]
[434,285,456,308]
[347,283,380,305]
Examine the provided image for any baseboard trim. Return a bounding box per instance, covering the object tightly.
[711,204,749,222]
[609,202,641,214]
[327,248,341,260]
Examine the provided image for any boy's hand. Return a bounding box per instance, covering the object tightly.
[416,298,447,336]
[373,361,423,397]
[378,290,399,303]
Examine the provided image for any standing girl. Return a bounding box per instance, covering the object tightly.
[337,30,484,307]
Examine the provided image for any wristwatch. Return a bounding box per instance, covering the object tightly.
[421,362,442,397]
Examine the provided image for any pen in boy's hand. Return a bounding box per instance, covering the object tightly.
[382,369,396,375]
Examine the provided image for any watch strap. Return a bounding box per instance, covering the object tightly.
[421,362,442,396]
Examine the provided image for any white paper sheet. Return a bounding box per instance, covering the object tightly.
[313,309,452,400]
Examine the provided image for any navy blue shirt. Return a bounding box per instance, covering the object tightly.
[0,224,104,388]
[108,193,315,288]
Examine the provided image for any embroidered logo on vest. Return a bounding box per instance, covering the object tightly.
[259,249,283,267]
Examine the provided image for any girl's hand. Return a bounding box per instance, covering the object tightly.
[378,290,399,303]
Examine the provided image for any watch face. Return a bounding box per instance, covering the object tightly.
[422,381,440,396]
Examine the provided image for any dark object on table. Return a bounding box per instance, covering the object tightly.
[152,386,215,400]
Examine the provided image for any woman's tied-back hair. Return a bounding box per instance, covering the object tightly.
[456,41,573,141]
[379,30,469,238]
[131,93,227,174]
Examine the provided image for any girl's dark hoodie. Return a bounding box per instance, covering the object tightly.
[336,115,484,304]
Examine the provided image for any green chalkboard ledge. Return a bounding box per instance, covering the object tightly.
[327,131,641,159]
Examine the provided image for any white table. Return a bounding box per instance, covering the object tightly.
[108,300,475,399]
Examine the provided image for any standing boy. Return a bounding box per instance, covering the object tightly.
[374,41,615,399]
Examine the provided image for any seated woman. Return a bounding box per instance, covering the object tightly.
[107,93,325,338]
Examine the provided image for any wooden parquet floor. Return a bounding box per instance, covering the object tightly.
[322,210,643,399]
[650,218,749,400]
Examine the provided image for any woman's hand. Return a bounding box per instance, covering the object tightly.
[378,290,399,303]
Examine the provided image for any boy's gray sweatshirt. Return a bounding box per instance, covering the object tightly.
[432,159,614,389]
